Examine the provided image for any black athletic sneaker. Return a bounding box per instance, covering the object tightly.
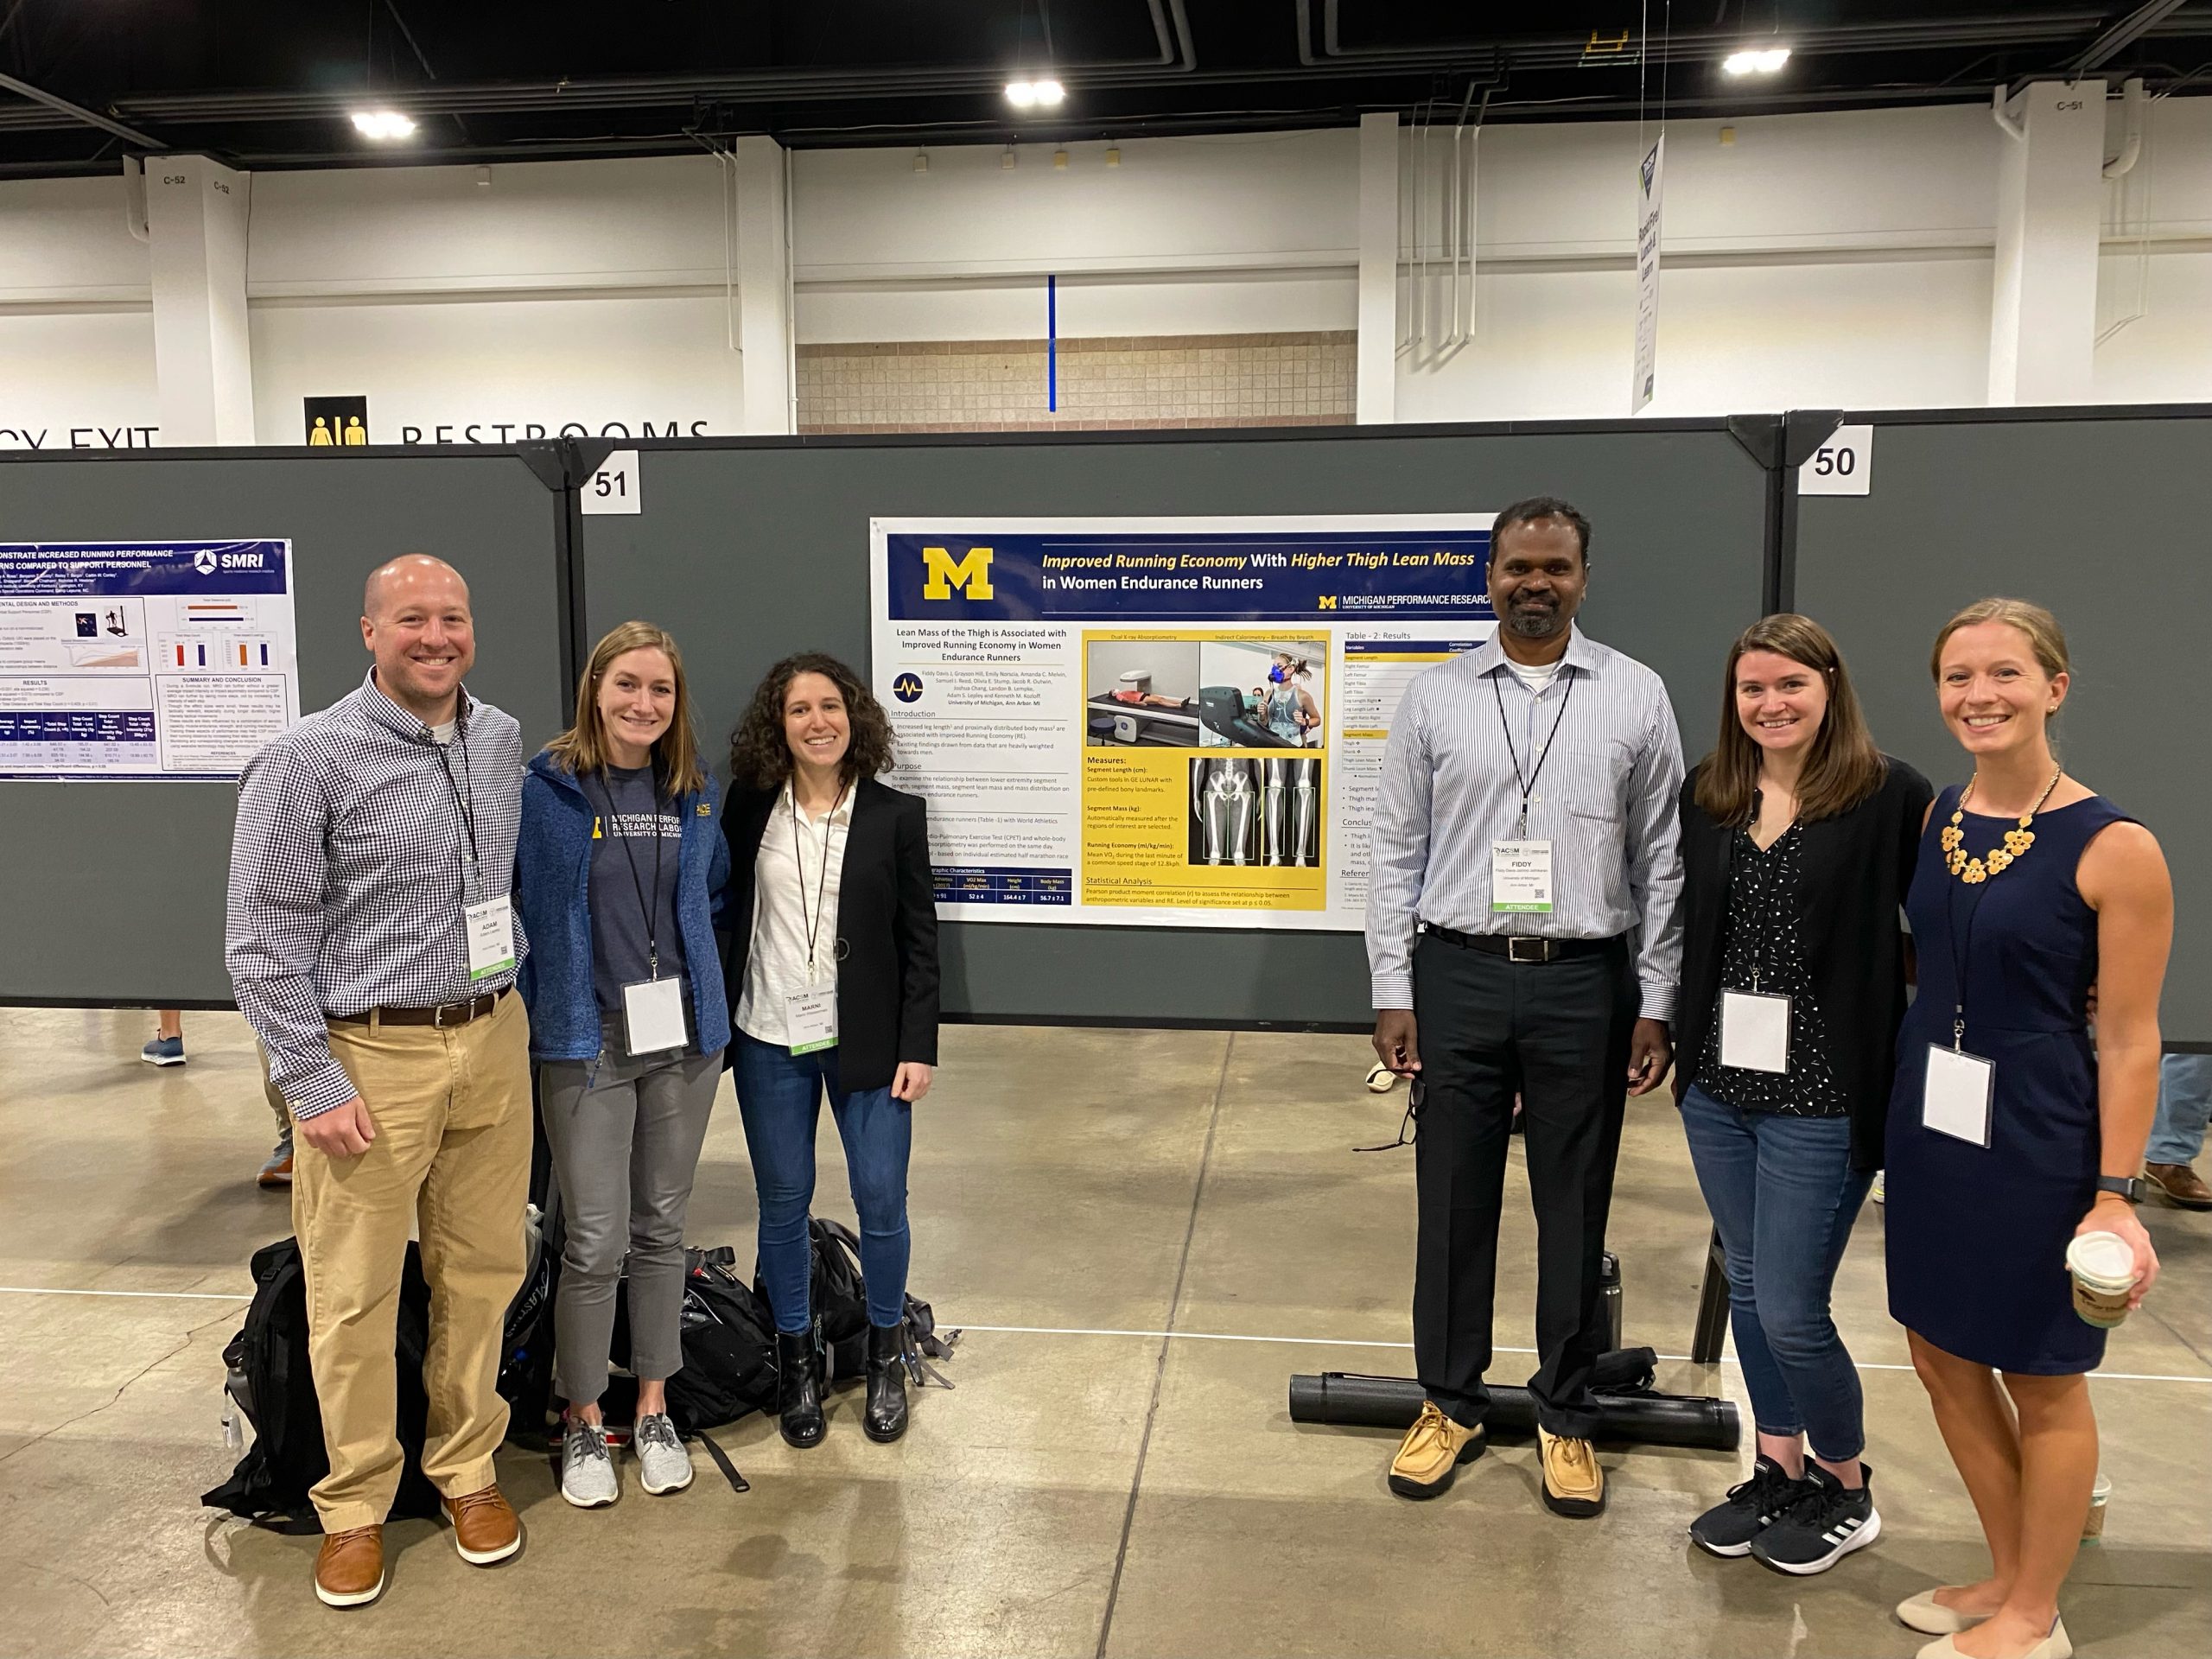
[1688,1456,1810,1557]
[1750,1462,1881,1575]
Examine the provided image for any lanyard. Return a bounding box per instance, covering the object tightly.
[590,772,669,978]
[1491,664,1576,838]
[432,711,480,874]
[791,786,844,979]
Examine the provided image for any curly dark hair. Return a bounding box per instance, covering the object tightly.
[729,651,896,791]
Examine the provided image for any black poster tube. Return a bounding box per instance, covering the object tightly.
[1288,1372,1738,1451]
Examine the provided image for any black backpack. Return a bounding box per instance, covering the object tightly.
[649,1245,780,1436]
[203,1211,563,1527]
[201,1238,443,1529]
[789,1217,957,1387]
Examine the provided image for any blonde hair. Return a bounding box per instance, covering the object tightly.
[1929,598,2069,683]
[544,620,705,796]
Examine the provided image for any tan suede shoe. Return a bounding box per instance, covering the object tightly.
[313,1525,385,1608]
[442,1484,522,1566]
[1537,1428,1606,1517]
[1388,1402,1485,1499]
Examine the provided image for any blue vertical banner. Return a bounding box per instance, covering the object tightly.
[1047,274,1058,414]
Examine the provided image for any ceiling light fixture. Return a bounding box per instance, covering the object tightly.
[350,109,416,139]
[1004,79,1065,109]
[1722,47,1791,75]
[1033,79,1065,106]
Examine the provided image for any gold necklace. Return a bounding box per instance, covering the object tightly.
[1941,767,2064,886]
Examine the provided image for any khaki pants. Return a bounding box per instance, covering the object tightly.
[293,989,531,1533]
[257,1043,290,1134]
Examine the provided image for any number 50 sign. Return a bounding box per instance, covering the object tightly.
[1798,425,1873,497]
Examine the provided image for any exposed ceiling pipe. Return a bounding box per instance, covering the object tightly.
[0,69,163,147]
[1993,84,2026,141]
[121,153,149,241]
[2104,75,2146,175]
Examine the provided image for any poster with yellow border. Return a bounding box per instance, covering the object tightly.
[870,515,1494,931]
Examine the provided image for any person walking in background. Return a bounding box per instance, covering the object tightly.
[1673,616,1930,1573]
[723,652,939,1450]
[142,1008,186,1066]
[1885,600,2171,1659]
[227,555,532,1610]
[1367,496,1684,1520]
[516,622,728,1510]
[2143,1052,2212,1209]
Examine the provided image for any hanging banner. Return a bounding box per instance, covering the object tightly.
[0,540,300,780]
[869,515,1497,931]
[1632,133,1665,413]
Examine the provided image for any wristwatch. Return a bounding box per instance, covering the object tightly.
[2095,1175,2144,1205]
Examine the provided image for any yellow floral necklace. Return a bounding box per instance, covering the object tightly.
[1940,767,2064,886]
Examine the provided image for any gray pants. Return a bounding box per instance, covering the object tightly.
[539,1023,721,1403]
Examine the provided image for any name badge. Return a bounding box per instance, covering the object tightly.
[785,985,838,1056]
[621,976,689,1057]
[1491,840,1554,913]
[1923,1044,1995,1147]
[1719,989,1792,1074]
[464,897,516,980]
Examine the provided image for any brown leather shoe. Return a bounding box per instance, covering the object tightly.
[1537,1428,1606,1518]
[1388,1401,1485,1499]
[2145,1161,2212,1211]
[313,1525,385,1608]
[442,1484,522,1566]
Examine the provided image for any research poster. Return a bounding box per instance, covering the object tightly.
[870,515,1497,931]
[0,541,300,780]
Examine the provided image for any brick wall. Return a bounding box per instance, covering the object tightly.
[796,331,1356,433]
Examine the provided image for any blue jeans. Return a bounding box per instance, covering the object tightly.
[2148,1053,2212,1166]
[1677,1084,1873,1461]
[732,1031,912,1332]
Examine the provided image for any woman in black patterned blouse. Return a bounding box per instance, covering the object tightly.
[1672,614,1930,1577]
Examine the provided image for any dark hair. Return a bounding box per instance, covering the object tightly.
[1694,613,1887,828]
[1491,496,1592,567]
[729,652,896,791]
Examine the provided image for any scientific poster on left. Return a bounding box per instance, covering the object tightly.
[0,541,300,779]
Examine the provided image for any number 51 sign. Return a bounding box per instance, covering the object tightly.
[1798,425,1872,497]
[582,448,642,515]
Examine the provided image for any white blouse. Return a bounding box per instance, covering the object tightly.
[736,782,855,1047]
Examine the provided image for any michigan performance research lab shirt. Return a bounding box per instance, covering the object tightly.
[225,671,527,1118]
[1365,626,1687,1019]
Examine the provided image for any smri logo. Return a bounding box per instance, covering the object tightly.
[193,550,219,575]
[892,673,925,703]
[920,544,993,600]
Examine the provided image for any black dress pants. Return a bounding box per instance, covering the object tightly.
[1411,931,1637,1438]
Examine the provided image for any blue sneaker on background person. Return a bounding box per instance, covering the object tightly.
[139,1035,186,1066]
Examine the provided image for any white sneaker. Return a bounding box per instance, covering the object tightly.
[560,1417,619,1508]
[1871,1171,1885,1205]
[633,1412,694,1496]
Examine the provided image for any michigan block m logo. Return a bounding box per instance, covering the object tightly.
[922,545,994,600]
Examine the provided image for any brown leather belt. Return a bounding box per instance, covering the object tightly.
[331,987,511,1028]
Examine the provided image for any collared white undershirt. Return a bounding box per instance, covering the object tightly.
[736,780,855,1047]
[1503,655,1565,695]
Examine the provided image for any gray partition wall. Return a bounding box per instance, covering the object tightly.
[575,423,1774,1028]
[1792,408,2211,1045]
[0,447,571,1006]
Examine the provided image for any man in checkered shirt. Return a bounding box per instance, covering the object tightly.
[226,554,531,1610]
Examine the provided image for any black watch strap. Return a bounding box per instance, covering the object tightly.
[2096,1174,2144,1204]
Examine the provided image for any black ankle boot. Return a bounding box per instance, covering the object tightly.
[776,1329,825,1448]
[863,1322,909,1443]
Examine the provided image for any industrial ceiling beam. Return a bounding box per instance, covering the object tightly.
[2072,0,2194,72]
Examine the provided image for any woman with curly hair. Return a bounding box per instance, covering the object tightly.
[722,651,939,1448]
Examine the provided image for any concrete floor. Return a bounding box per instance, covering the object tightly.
[1,1007,2206,1658]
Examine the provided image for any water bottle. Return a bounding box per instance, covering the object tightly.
[1599,1252,1624,1351]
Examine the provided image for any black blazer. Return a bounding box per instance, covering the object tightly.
[721,776,940,1092]
[1673,756,1934,1170]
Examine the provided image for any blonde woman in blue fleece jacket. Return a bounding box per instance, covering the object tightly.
[515,620,728,1510]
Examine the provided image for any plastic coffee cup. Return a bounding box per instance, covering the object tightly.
[2066,1231,2139,1329]
[2082,1472,2112,1542]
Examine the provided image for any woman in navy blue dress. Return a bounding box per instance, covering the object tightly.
[1885,600,2171,1659]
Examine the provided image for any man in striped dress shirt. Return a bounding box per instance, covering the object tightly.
[226,555,531,1609]
[1367,497,1686,1519]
